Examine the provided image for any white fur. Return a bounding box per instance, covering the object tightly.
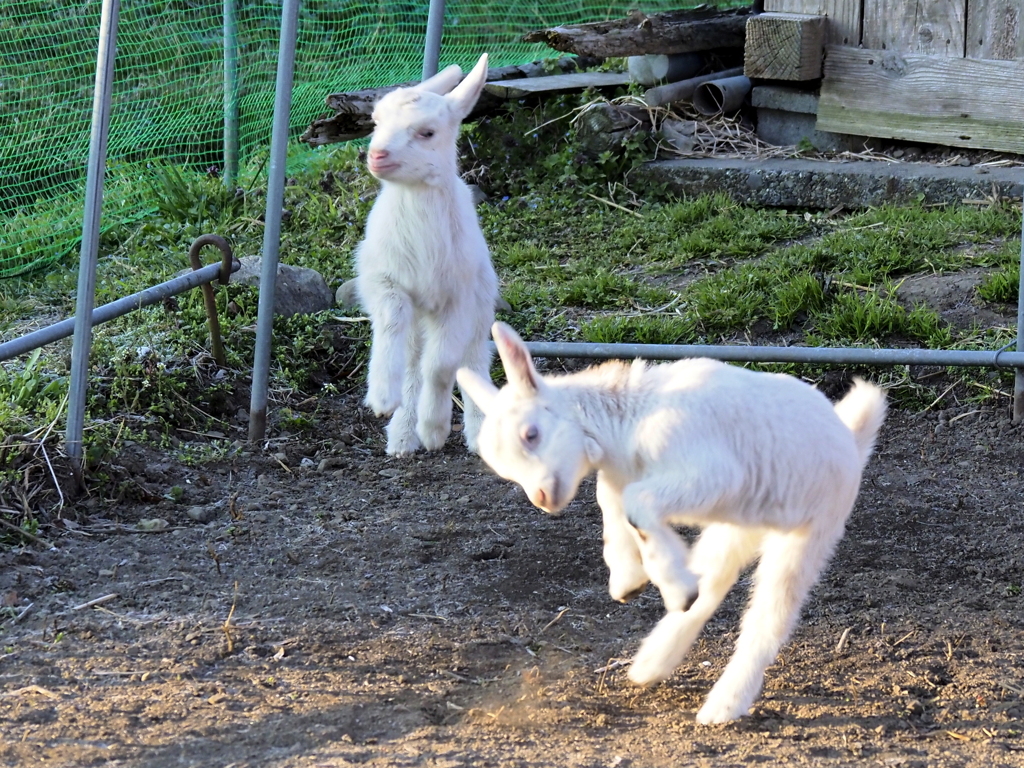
[356,53,498,456]
[457,322,887,724]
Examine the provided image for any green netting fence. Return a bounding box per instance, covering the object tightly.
[1,0,713,278]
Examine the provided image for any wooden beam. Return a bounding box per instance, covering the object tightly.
[764,0,860,46]
[522,7,749,58]
[744,13,825,80]
[483,71,631,99]
[817,46,1024,154]
[966,0,1024,59]
[861,0,966,56]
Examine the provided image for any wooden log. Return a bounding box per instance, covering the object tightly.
[817,46,1024,154]
[764,0,861,46]
[966,0,1024,59]
[743,13,825,80]
[523,7,750,58]
[861,0,966,56]
[303,56,600,146]
[643,66,745,107]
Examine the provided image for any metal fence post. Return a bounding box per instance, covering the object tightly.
[1014,199,1024,423]
[65,0,121,468]
[247,0,301,442]
[422,0,446,79]
[223,0,240,187]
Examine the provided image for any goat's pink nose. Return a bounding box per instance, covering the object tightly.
[535,489,547,507]
[368,148,389,161]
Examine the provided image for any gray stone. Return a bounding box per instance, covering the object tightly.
[186,505,217,524]
[335,279,362,311]
[232,256,334,317]
[637,157,1024,210]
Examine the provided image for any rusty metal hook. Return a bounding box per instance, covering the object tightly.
[188,234,238,368]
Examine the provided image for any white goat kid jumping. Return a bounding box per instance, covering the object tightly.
[457,322,887,724]
[357,53,498,456]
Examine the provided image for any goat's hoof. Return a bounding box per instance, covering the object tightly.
[416,423,450,452]
[695,696,746,725]
[364,390,401,418]
[614,585,648,603]
[385,431,422,457]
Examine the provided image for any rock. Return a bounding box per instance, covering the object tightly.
[186,505,217,523]
[232,256,334,317]
[335,279,362,311]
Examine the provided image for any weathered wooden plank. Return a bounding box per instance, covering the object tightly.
[966,0,1024,59]
[483,71,631,99]
[744,13,825,80]
[763,0,860,46]
[304,57,601,146]
[522,8,749,58]
[817,46,1024,154]
[861,0,966,56]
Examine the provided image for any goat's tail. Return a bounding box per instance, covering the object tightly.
[833,378,888,466]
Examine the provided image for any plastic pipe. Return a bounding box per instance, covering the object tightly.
[644,67,744,107]
[692,75,752,116]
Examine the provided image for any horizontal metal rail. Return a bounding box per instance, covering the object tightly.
[517,341,1024,369]
[0,258,240,363]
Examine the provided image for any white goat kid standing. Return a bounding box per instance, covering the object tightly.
[357,53,498,456]
[457,322,887,724]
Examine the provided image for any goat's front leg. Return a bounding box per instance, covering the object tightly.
[362,282,413,418]
[595,472,649,602]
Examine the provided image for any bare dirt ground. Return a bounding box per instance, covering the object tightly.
[2,370,1023,768]
[3,271,1024,767]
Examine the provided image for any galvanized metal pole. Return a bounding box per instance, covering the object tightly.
[514,342,1024,369]
[421,0,445,79]
[65,0,121,466]
[223,0,240,187]
[248,0,301,442]
[1014,200,1024,423]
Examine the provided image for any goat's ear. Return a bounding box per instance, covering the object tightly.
[416,64,463,95]
[456,368,498,416]
[492,321,540,395]
[446,53,489,120]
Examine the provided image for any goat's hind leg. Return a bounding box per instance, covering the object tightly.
[417,314,476,451]
[457,336,492,454]
[629,524,761,687]
[695,521,845,725]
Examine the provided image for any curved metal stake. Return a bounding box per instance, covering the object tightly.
[188,234,235,368]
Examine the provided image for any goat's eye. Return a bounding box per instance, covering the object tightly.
[417,128,435,139]
[521,424,540,448]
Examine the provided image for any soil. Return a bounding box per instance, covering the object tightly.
[2,280,1024,768]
